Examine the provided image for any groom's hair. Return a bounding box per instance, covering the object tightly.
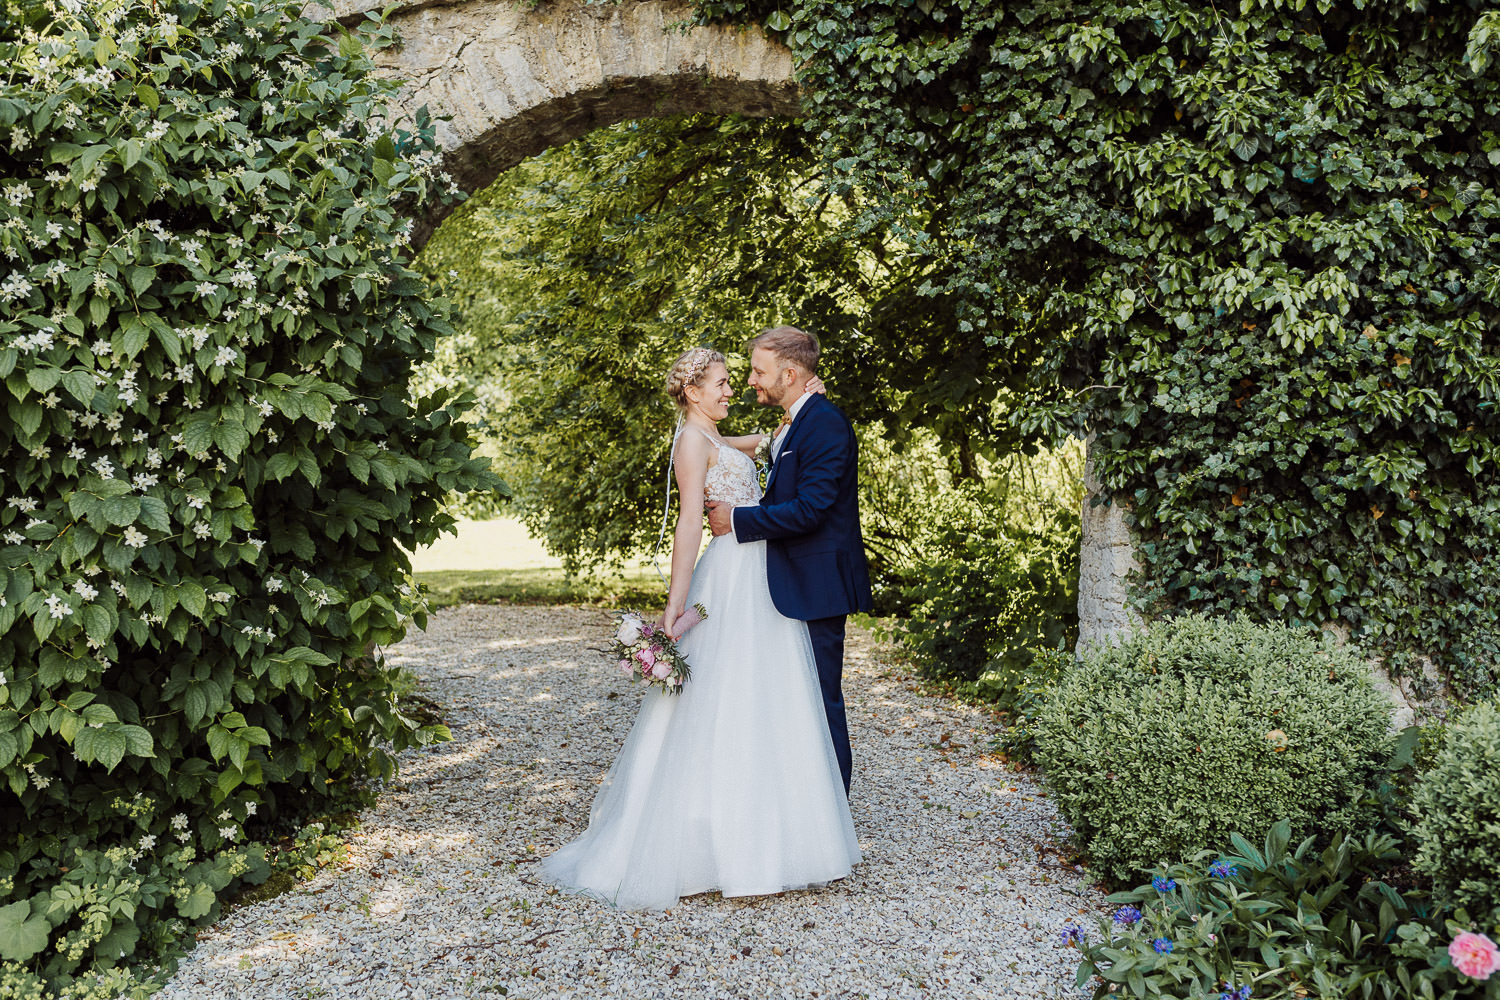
[751,326,820,375]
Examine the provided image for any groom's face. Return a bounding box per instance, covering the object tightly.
[748,347,797,407]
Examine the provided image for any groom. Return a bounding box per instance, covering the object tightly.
[707,326,873,795]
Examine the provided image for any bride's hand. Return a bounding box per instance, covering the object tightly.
[659,601,685,638]
[805,375,828,396]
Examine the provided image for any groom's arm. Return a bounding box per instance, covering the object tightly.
[731,413,851,543]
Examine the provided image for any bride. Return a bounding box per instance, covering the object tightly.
[540,346,862,909]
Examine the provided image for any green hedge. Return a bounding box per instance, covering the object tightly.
[1412,701,1500,927]
[888,494,1078,704]
[1033,614,1394,885]
[0,1,495,994]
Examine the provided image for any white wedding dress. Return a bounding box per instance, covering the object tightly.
[540,432,861,909]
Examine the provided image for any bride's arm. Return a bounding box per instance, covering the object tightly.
[662,433,710,635]
[722,432,768,458]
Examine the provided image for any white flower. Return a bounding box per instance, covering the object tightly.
[92,338,112,356]
[73,579,98,600]
[615,615,644,645]
[132,473,158,491]
[266,577,283,593]
[170,813,188,829]
[2,531,22,545]
[0,672,6,685]
[68,443,85,460]
[218,809,232,821]
[194,281,216,298]
[110,580,127,596]
[218,826,238,841]
[213,346,237,367]
[122,526,148,548]
[137,834,156,851]
[245,801,257,816]
[92,456,116,479]
[210,591,231,603]
[44,594,73,619]
[1,272,34,302]
[45,222,63,239]
[193,522,211,538]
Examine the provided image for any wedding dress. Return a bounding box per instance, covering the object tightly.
[540,431,861,909]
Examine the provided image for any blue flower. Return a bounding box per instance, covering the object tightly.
[1059,923,1087,947]
[1208,860,1239,879]
[1152,875,1178,892]
[1152,937,1174,954]
[1113,904,1143,926]
[1220,985,1253,1000]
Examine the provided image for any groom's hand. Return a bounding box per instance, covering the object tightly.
[706,502,733,538]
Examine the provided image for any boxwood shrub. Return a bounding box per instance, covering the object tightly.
[1411,700,1500,927]
[1034,613,1395,885]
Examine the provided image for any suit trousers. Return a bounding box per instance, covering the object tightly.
[807,615,852,795]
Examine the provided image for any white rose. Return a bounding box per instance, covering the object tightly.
[615,615,644,645]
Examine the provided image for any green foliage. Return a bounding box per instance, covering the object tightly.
[0,0,496,992]
[887,494,1079,698]
[692,0,1500,700]
[1072,820,1495,1000]
[1411,700,1500,926]
[1033,613,1395,886]
[416,113,1036,572]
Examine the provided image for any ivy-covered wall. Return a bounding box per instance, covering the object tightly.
[695,0,1500,702]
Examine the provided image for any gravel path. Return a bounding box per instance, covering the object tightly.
[159,604,1102,1000]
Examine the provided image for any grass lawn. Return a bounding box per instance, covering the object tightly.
[409,518,664,609]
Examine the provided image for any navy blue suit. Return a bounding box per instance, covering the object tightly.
[733,393,873,793]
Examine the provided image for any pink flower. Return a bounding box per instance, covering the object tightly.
[617,658,633,676]
[1450,932,1500,980]
[634,648,656,670]
[650,658,672,680]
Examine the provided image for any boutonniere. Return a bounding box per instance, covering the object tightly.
[753,432,773,467]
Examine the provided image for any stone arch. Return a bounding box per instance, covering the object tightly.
[305,0,800,247]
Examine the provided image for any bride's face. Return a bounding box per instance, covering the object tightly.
[688,362,733,421]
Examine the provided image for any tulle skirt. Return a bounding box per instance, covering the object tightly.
[540,536,861,909]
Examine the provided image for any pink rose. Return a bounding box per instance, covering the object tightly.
[1450,932,1500,981]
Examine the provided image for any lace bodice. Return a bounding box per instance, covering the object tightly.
[684,430,762,507]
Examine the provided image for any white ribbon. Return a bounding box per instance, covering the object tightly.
[651,414,684,590]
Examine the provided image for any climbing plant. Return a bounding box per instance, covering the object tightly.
[0,0,495,993]
[696,0,1500,700]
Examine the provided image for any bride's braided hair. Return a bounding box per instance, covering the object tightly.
[664,346,725,409]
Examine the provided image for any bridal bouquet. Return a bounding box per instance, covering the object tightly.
[609,606,707,694]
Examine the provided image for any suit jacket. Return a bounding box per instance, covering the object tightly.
[731,393,874,620]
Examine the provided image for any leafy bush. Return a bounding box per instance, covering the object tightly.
[1070,820,1495,1000]
[1412,701,1500,926]
[1033,614,1395,885]
[0,0,495,993]
[890,497,1078,699]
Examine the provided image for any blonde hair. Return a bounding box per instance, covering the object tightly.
[749,325,819,374]
[664,346,726,409]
